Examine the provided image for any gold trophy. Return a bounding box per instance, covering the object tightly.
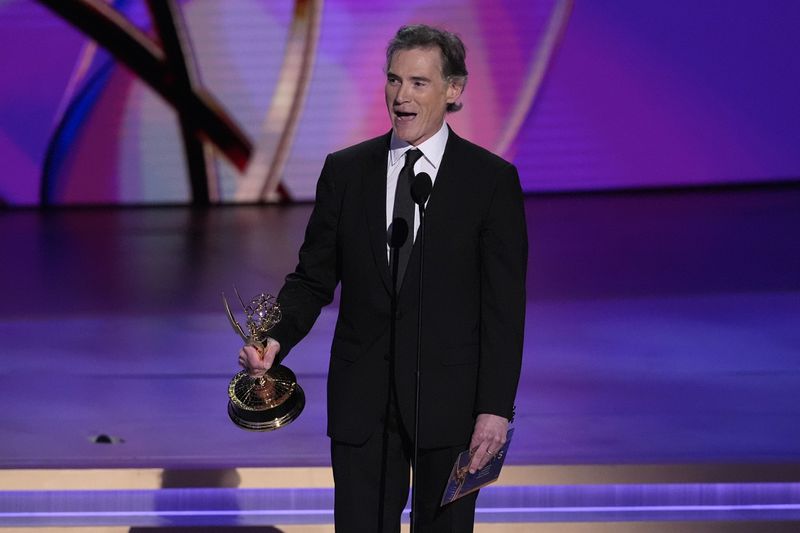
[223,289,305,431]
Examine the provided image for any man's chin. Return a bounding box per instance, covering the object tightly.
[392,125,424,146]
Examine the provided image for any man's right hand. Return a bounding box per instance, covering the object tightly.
[238,338,281,377]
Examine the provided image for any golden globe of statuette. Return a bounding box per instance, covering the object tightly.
[223,290,305,431]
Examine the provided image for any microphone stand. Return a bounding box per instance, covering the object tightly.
[409,173,432,533]
[385,218,407,528]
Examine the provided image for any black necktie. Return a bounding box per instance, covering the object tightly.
[391,148,423,288]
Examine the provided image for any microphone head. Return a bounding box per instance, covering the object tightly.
[411,172,432,206]
[387,218,409,248]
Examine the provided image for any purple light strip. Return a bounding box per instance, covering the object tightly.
[3,483,800,526]
[3,504,800,519]
[0,510,332,518]
[477,504,800,513]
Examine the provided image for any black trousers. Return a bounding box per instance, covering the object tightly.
[330,390,478,533]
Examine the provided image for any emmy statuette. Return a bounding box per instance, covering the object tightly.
[223,290,305,431]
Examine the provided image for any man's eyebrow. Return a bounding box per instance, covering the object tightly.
[385,71,432,83]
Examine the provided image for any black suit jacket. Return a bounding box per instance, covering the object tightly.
[269,128,527,448]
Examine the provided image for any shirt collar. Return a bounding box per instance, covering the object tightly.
[389,121,449,169]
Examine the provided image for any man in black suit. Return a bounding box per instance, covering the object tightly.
[239,24,527,532]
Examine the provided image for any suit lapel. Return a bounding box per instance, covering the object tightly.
[364,132,394,295]
[417,128,463,239]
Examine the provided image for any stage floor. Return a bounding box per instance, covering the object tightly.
[1,186,800,528]
[0,187,800,533]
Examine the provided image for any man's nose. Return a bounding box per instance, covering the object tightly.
[394,82,411,103]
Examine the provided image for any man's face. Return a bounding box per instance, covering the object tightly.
[385,47,462,146]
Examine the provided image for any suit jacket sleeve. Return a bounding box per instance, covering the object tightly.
[268,154,341,360]
[476,162,527,420]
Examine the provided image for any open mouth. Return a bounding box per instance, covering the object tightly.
[394,110,417,121]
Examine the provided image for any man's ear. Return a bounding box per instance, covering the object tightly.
[446,78,464,104]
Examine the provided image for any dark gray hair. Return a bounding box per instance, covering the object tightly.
[386,24,468,112]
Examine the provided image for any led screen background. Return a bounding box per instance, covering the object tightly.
[1,0,798,205]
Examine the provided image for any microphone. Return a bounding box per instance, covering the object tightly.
[387,218,409,249]
[410,172,432,207]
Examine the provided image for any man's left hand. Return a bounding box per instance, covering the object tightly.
[467,413,509,474]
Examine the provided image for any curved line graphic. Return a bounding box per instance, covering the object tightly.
[147,0,218,204]
[494,0,574,158]
[50,40,99,134]
[36,0,558,204]
[35,0,256,203]
[237,0,324,202]
[41,61,116,204]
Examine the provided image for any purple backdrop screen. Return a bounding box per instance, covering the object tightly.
[1,0,799,205]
